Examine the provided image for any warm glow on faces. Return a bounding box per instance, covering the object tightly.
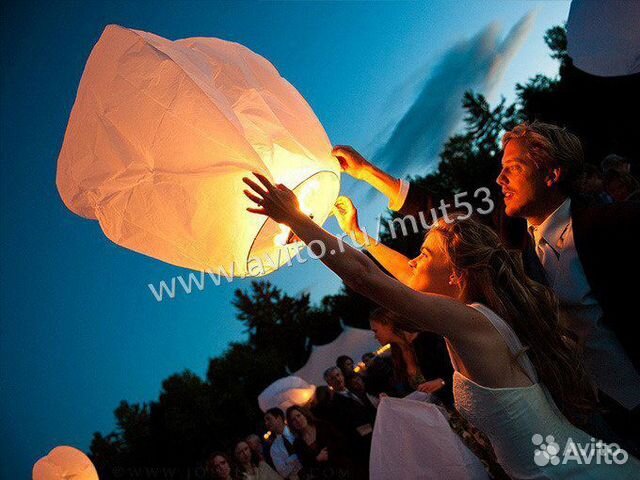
[234,442,252,465]
[407,232,456,297]
[288,409,307,431]
[369,320,396,345]
[497,140,552,219]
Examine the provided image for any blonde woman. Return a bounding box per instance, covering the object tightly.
[243,172,639,479]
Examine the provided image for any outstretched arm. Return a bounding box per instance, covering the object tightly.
[332,146,405,209]
[333,196,414,285]
[243,173,482,340]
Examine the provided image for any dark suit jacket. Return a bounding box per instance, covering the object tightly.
[412,331,455,407]
[327,390,376,462]
[399,184,640,368]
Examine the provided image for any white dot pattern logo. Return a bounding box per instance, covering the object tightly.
[532,433,561,466]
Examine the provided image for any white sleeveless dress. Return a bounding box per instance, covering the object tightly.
[450,303,639,479]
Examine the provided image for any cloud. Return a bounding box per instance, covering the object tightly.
[372,11,537,177]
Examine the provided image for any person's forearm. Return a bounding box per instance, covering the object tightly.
[288,213,377,290]
[360,163,402,204]
[351,230,414,285]
[286,213,479,340]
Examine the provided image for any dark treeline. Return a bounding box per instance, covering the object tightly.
[89,25,637,479]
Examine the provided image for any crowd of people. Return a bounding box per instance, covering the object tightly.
[211,121,638,479]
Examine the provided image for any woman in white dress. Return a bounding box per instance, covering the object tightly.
[243,173,639,479]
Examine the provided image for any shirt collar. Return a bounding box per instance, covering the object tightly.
[527,198,572,250]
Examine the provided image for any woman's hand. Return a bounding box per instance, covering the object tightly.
[316,447,329,463]
[243,173,301,225]
[332,146,370,180]
[332,196,362,237]
[417,378,446,394]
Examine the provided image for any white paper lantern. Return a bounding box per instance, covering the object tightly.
[258,376,316,413]
[33,446,98,480]
[57,25,340,276]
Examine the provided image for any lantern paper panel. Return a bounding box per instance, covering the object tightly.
[57,25,340,276]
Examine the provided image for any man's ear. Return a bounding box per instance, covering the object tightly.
[545,167,562,188]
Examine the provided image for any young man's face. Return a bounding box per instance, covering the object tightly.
[264,413,284,434]
[326,368,346,391]
[497,139,551,219]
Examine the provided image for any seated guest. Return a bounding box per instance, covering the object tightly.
[234,440,282,480]
[264,408,302,479]
[336,355,355,376]
[323,366,375,474]
[245,434,267,463]
[344,372,380,408]
[286,405,356,480]
[207,452,235,480]
[369,308,454,406]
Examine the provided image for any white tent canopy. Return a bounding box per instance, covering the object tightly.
[293,325,380,386]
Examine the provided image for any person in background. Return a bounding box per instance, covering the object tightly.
[345,372,380,408]
[369,308,453,406]
[263,408,302,480]
[336,355,355,376]
[361,352,376,368]
[323,366,376,476]
[604,169,640,202]
[286,405,357,480]
[234,440,282,480]
[306,385,335,424]
[207,452,235,480]
[601,153,632,175]
[578,163,612,205]
[245,434,267,464]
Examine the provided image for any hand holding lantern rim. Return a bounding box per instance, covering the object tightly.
[243,173,303,226]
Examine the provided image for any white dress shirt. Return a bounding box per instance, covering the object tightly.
[528,198,640,410]
[269,425,301,479]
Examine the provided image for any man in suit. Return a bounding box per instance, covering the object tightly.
[332,121,639,440]
[324,366,376,474]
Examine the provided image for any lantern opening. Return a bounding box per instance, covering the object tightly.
[247,170,340,276]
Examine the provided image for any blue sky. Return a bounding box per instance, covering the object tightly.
[0,1,570,477]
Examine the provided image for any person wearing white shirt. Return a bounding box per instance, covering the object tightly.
[264,408,301,480]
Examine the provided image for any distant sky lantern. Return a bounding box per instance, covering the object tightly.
[57,25,340,277]
[33,446,98,480]
[258,376,316,413]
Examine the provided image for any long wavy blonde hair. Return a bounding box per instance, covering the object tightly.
[431,215,596,424]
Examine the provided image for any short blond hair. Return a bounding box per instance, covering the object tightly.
[502,121,584,193]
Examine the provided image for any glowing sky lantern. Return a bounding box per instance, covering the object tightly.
[57,25,340,277]
[258,376,316,413]
[32,446,98,480]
